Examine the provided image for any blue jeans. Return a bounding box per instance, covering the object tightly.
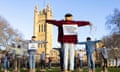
[40,60,45,69]
[3,59,10,69]
[87,53,95,70]
[29,51,36,69]
[80,60,83,68]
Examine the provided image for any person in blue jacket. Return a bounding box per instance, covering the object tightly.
[78,37,101,72]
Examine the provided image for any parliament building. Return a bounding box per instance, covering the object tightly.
[34,4,53,55]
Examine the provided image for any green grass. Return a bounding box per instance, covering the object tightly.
[0,67,120,72]
[108,67,120,72]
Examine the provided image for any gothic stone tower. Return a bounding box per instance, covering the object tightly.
[34,4,53,55]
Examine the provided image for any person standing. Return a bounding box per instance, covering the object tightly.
[22,53,28,69]
[6,52,10,71]
[1,52,5,72]
[14,45,23,72]
[40,51,46,71]
[46,13,91,72]
[28,36,47,72]
[28,36,38,72]
[78,49,83,71]
[78,37,101,72]
[48,56,52,70]
[2,51,9,72]
[101,45,108,72]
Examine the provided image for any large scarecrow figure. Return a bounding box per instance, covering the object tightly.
[46,13,91,72]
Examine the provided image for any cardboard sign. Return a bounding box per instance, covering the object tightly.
[63,24,78,35]
[28,43,38,50]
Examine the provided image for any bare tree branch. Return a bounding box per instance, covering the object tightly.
[0,16,23,50]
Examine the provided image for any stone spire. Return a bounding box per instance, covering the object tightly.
[46,3,52,18]
[34,3,38,12]
[47,3,51,11]
[34,3,39,36]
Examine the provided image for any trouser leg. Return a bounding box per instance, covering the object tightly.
[64,43,69,71]
[69,44,75,71]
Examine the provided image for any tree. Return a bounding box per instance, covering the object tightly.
[104,8,120,67]
[106,8,120,34]
[0,16,23,51]
[105,8,120,48]
[102,34,120,67]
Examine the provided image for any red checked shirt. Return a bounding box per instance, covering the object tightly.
[46,20,90,44]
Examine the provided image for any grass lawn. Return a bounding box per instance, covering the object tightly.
[0,67,120,72]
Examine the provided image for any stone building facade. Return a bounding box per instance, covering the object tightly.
[33,4,53,55]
